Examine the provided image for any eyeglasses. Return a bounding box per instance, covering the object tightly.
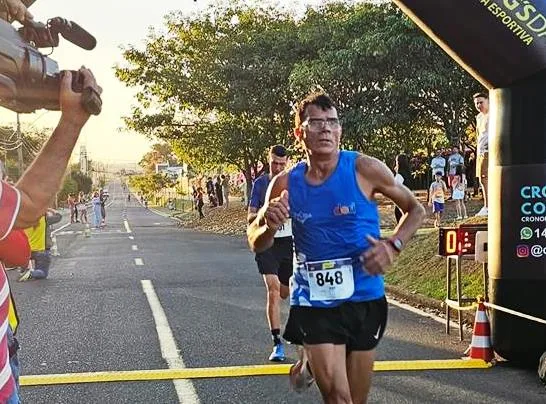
[302,118,341,130]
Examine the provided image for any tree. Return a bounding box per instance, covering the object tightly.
[128,173,175,197]
[288,3,482,166]
[116,3,300,195]
[139,143,179,174]
[0,125,49,179]
[57,164,93,204]
[117,1,483,191]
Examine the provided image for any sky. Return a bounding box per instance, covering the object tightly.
[0,0,336,166]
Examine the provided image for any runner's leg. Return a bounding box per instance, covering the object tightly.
[346,350,375,404]
[263,274,282,333]
[305,344,352,404]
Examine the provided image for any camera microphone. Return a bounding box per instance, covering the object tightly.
[48,17,96,50]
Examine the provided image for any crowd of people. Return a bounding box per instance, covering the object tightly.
[189,174,231,219]
[66,189,108,229]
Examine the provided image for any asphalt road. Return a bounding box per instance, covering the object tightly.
[8,181,546,403]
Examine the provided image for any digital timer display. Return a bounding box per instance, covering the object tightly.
[437,224,487,257]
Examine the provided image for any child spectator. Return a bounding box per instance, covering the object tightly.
[428,171,447,228]
[452,165,468,220]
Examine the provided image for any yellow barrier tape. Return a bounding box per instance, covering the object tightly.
[20,360,491,387]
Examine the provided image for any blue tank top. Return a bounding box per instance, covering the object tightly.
[288,150,384,308]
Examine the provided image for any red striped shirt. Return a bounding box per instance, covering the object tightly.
[0,181,22,402]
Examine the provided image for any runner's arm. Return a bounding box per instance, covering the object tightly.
[15,68,101,228]
[247,207,258,225]
[247,172,288,253]
[358,156,425,249]
[247,179,261,224]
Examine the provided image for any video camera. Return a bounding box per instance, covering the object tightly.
[0,1,101,114]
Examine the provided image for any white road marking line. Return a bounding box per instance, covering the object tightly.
[51,222,71,236]
[128,236,134,240]
[134,258,144,266]
[132,245,138,251]
[141,280,200,404]
[124,220,132,234]
[154,222,161,225]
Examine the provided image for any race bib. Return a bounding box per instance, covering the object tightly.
[275,218,292,238]
[306,258,354,301]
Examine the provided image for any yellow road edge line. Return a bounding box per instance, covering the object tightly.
[20,360,491,387]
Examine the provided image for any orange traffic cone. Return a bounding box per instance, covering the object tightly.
[468,302,494,362]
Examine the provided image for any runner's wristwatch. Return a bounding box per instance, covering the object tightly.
[388,238,403,253]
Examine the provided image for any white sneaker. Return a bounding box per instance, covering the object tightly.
[475,207,488,217]
[457,216,462,220]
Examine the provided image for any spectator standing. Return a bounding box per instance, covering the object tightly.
[99,189,108,226]
[430,150,446,180]
[196,187,205,219]
[473,92,490,216]
[206,177,217,207]
[67,194,76,223]
[428,172,448,227]
[451,165,468,220]
[221,174,230,209]
[215,176,223,206]
[77,191,88,224]
[91,192,102,229]
[465,151,478,198]
[447,146,464,187]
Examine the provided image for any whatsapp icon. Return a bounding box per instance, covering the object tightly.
[520,227,533,240]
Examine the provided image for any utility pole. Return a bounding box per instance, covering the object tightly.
[16,113,23,178]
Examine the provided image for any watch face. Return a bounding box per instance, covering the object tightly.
[392,239,403,251]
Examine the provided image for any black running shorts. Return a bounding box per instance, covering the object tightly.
[255,236,293,286]
[283,297,388,352]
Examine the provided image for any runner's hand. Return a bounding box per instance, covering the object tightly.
[264,190,289,232]
[360,235,395,275]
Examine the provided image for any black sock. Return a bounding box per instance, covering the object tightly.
[271,329,281,345]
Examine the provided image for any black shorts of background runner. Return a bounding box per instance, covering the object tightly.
[255,236,293,286]
[283,297,388,352]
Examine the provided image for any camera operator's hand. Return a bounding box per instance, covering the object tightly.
[2,0,33,23]
[60,67,102,127]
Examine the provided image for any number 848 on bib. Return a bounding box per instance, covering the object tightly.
[306,258,355,301]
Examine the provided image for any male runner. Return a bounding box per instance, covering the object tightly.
[248,92,425,403]
[247,145,293,362]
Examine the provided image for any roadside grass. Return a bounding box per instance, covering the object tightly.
[385,230,485,301]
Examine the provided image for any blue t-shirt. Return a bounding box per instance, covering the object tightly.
[288,151,384,308]
[249,174,270,210]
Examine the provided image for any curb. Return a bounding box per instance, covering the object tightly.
[386,284,475,326]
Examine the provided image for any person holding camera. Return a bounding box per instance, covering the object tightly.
[0,65,102,403]
[0,0,33,24]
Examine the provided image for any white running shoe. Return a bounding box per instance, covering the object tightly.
[475,206,488,217]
